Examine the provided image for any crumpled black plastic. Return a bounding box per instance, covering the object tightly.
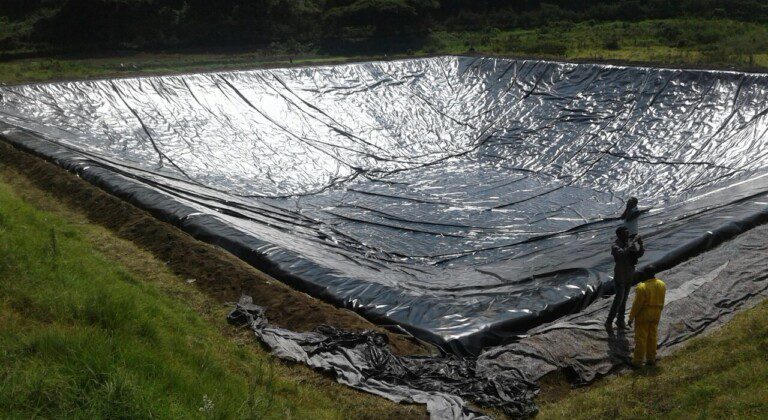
[3,56,768,355]
[227,223,768,418]
[227,295,539,419]
[479,222,768,385]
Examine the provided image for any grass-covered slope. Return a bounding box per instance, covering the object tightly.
[538,297,768,419]
[0,168,422,419]
[426,19,768,68]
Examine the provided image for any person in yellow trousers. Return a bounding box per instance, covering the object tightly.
[627,265,666,367]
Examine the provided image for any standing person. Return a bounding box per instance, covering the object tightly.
[628,266,666,367]
[605,226,644,330]
[621,197,641,238]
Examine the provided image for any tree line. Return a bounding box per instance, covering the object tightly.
[3,0,768,54]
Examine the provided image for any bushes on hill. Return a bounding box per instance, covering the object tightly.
[5,0,768,54]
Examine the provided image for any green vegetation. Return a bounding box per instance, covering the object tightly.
[424,19,768,68]
[4,1,768,57]
[0,170,417,418]
[538,298,768,419]
[4,18,768,86]
[0,53,360,85]
[4,2,768,84]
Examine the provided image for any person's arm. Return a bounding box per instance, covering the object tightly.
[626,207,641,221]
[628,286,646,325]
[631,236,645,259]
[620,206,630,220]
[612,243,629,259]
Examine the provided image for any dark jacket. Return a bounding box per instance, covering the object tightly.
[612,238,644,283]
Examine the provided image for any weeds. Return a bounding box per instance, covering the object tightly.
[0,179,353,419]
[538,298,768,418]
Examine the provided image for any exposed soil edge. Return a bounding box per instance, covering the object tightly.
[0,138,429,356]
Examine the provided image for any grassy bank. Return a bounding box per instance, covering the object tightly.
[3,19,768,85]
[0,52,371,85]
[0,167,421,418]
[538,297,768,418]
[425,19,768,68]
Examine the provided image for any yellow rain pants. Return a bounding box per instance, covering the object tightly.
[629,277,666,365]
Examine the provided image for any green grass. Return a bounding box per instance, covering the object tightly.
[421,19,768,68]
[0,53,360,85]
[5,19,768,86]
[538,298,768,419]
[0,176,359,419]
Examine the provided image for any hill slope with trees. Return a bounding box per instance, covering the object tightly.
[3,1,768,56]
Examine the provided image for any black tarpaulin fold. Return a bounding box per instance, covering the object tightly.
[2,56,768,354]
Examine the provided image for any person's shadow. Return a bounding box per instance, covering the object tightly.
[607,328,663,375]
[607,328,632,365]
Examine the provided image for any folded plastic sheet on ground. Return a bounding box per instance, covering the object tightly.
[229,224,768,419]
[227,295,538,420]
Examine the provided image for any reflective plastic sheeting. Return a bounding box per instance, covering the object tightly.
[1,56,768,354]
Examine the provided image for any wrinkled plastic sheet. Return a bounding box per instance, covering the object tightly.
[1,56,768,354]
[228,295,538,419]
[227,223,768,419]
[479,222,768,385]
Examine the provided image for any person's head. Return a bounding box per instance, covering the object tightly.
[627,197,638,208]
[616,226,629,241]
[640,265,657,281]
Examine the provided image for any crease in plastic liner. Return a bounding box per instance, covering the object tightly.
[2,56,768,354]
[226,222,768,418]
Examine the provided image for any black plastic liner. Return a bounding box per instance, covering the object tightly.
[2,56,768,354]
[228,295,539,419]
[229,223,768,419]
[479,221,768,386]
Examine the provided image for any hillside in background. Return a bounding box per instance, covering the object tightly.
[3,0,768,58]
